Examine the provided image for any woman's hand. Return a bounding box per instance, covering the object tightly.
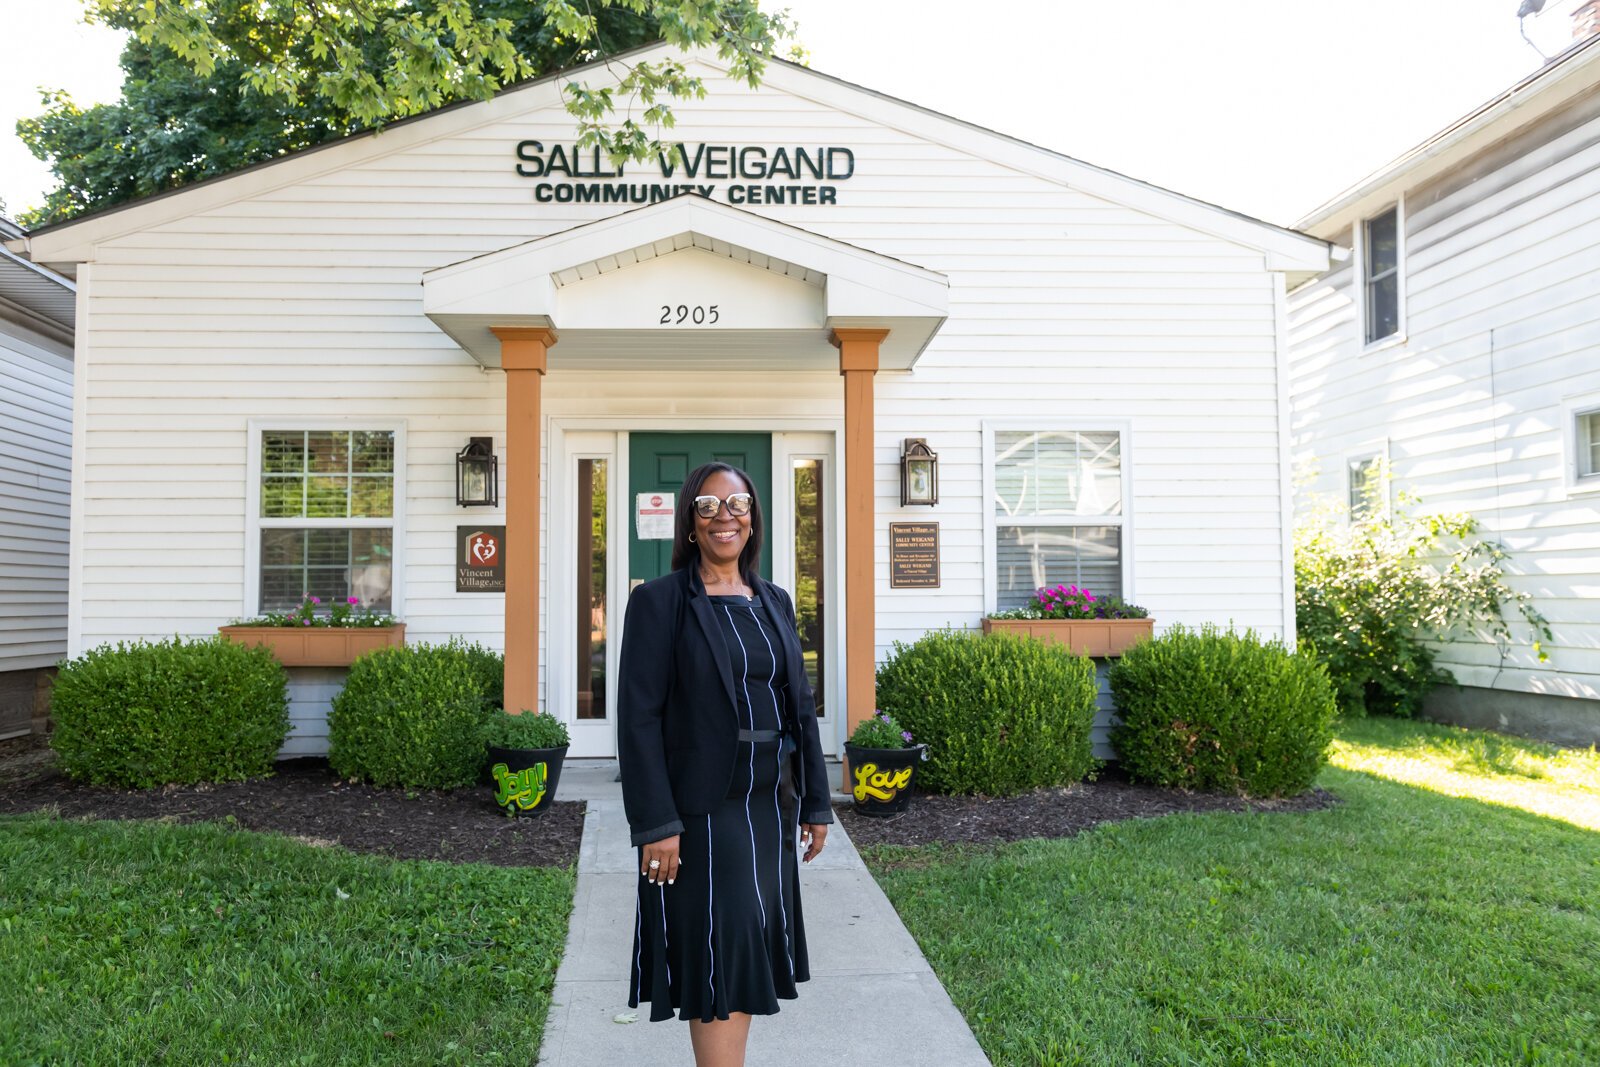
[641,834,680,886]
[800,823,828,863]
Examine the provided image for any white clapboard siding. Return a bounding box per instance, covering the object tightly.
[0,320,72,671]
[1287,91,1600,702]
[63,60,1294,752]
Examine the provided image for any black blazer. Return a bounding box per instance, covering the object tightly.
[617,566,835,847]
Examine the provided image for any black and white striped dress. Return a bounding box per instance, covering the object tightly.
[629,594,810,1022]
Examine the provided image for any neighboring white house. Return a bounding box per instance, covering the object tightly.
[8,45,1328,760]
[1286,19,1600,745]
[0,215,75,738]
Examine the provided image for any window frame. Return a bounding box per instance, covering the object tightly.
[1560,393,1600,495]
[1355,196,1407,352]
[1343,439,1390,521]
[982,419,1135,614]
[244,419,407,618]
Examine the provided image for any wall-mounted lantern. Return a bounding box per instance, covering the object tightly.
[456,437,499,507]
[900,438,939,506]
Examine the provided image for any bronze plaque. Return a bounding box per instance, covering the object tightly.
[889,522,940,589]
[457,526,507,593]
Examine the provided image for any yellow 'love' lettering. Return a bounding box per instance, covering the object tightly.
[852,762,913,803]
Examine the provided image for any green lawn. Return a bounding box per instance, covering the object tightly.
[0,814,574,1066]
[1332,715,1600,831]
[863,721,1600,1066]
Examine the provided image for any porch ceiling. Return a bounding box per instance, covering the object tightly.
[422,197,948,371]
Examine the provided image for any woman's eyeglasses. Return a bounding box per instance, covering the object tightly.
[692,492,754,518]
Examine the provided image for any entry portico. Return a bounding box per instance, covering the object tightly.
[422,196,949,745]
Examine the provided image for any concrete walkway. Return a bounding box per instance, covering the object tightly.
[537,760,991,1067]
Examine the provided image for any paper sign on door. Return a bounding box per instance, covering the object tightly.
[636,492,675,539]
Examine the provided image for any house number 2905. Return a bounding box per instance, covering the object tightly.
[659,304,720,325]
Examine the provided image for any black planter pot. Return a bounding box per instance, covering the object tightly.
[487,744,568,816]
[843,743,926,816]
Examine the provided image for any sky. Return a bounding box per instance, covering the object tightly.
[0,0,1588,227]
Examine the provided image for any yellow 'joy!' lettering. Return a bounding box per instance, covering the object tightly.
[492,761,549,810]
[853,762,914,803]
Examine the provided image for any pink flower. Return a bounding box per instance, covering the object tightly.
[301,619,312,626]
[347,596,359,605]
[310,596,321,605]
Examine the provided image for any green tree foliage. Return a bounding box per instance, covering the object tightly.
[1295,473,1551,718]
[19,0,797,226]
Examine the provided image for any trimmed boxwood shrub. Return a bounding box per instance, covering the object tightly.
[875,629,1098,796]
[50,636,289,788]
[460,642,504,712]
[328,640,494,788]
[1108,624,1336,797]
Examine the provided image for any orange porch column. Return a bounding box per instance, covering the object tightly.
[831,328,888,784]
[492,326,557,717]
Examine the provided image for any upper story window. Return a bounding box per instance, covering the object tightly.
[991,428,1126,610]
[255,428,398,613]
[1362,204,1402,345]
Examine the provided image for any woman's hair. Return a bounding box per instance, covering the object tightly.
[671,461,764,583]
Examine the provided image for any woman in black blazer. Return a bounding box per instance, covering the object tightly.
[618,461,834,1064]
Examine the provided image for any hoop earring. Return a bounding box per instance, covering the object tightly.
[688,533,696,543]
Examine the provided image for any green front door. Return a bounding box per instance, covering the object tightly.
[629,432,772,585]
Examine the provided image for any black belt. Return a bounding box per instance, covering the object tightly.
[738,728,783,742]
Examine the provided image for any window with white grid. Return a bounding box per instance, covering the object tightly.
[991,428,1125,611]
[255,429,397,613]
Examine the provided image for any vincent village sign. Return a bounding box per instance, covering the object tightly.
[515,142,856,205]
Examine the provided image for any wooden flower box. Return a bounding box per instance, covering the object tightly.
[218,624,406,667]
[981,617,1153,658]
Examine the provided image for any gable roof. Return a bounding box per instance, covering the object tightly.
[1294,30,1600,237]
[422,194,949,369]
[8,42,1328,275]
[0,214,76,342]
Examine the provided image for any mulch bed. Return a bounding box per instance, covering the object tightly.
[1,734,1339,866]
[0,733,585,869]
[836,762,1340,849]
